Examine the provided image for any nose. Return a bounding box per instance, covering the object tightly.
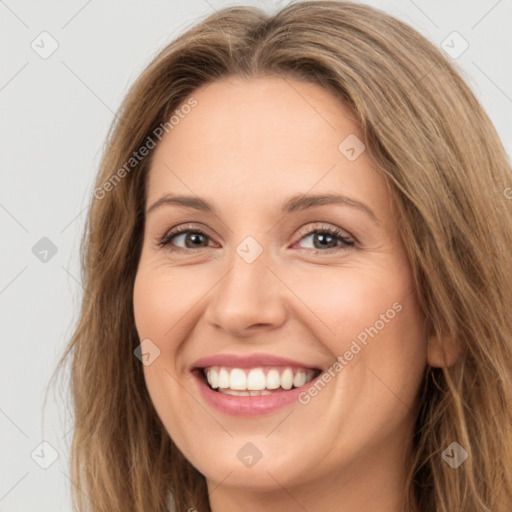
[203,246,288,337]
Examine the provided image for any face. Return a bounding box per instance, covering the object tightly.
[133,76,429,501]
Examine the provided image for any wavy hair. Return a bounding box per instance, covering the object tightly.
[50,1,512,510]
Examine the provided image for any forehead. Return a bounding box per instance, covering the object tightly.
[156,75,362,158]
[146,76,390,220]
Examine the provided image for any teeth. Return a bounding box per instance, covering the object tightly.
[230,369,247,390]
[223,389,250,396]
[220,389,273,396]
[293,370,306,388]
[204,366,317,392]
[249,390,272,396]
[281,368,293,390]
[266,369,281,389]
[206,369,219,389]
[218,367,230,388]
[247,368,266,390]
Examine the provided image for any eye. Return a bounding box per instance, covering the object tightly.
[293,224,355,254]
[157,223,355,254]
[158,223,215,251]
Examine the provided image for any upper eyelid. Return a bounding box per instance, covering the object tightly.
[158,222,355,248]
[160,221,351,237]
[295,223,353,240]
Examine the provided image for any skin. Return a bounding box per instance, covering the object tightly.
[133,76,446,512]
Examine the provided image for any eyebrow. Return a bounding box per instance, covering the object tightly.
[146,192,378,223]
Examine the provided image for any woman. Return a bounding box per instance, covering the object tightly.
[53,1,512,511]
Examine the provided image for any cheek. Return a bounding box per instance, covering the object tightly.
[133,272,173,335]
[133,263,201,347]
[295,261,427,385]
[133,265,201,448]
[287,263,410,342]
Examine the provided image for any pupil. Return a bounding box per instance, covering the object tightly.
[315,233,336,249]
[186,233,206,248]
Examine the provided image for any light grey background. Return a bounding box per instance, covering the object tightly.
[1,0,511,510]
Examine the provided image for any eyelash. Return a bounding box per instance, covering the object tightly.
[157,223,355,255]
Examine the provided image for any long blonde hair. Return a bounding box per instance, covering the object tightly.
[50,1,512,510]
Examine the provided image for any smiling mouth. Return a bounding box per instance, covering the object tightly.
[197,366,322,396]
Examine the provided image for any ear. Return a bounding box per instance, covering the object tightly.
[426,331,461,368]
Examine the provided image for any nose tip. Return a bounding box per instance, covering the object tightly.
[203,255,287,336]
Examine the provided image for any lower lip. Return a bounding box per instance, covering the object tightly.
[192,369,316,416]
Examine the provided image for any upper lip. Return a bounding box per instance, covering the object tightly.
[192,353,321,370]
